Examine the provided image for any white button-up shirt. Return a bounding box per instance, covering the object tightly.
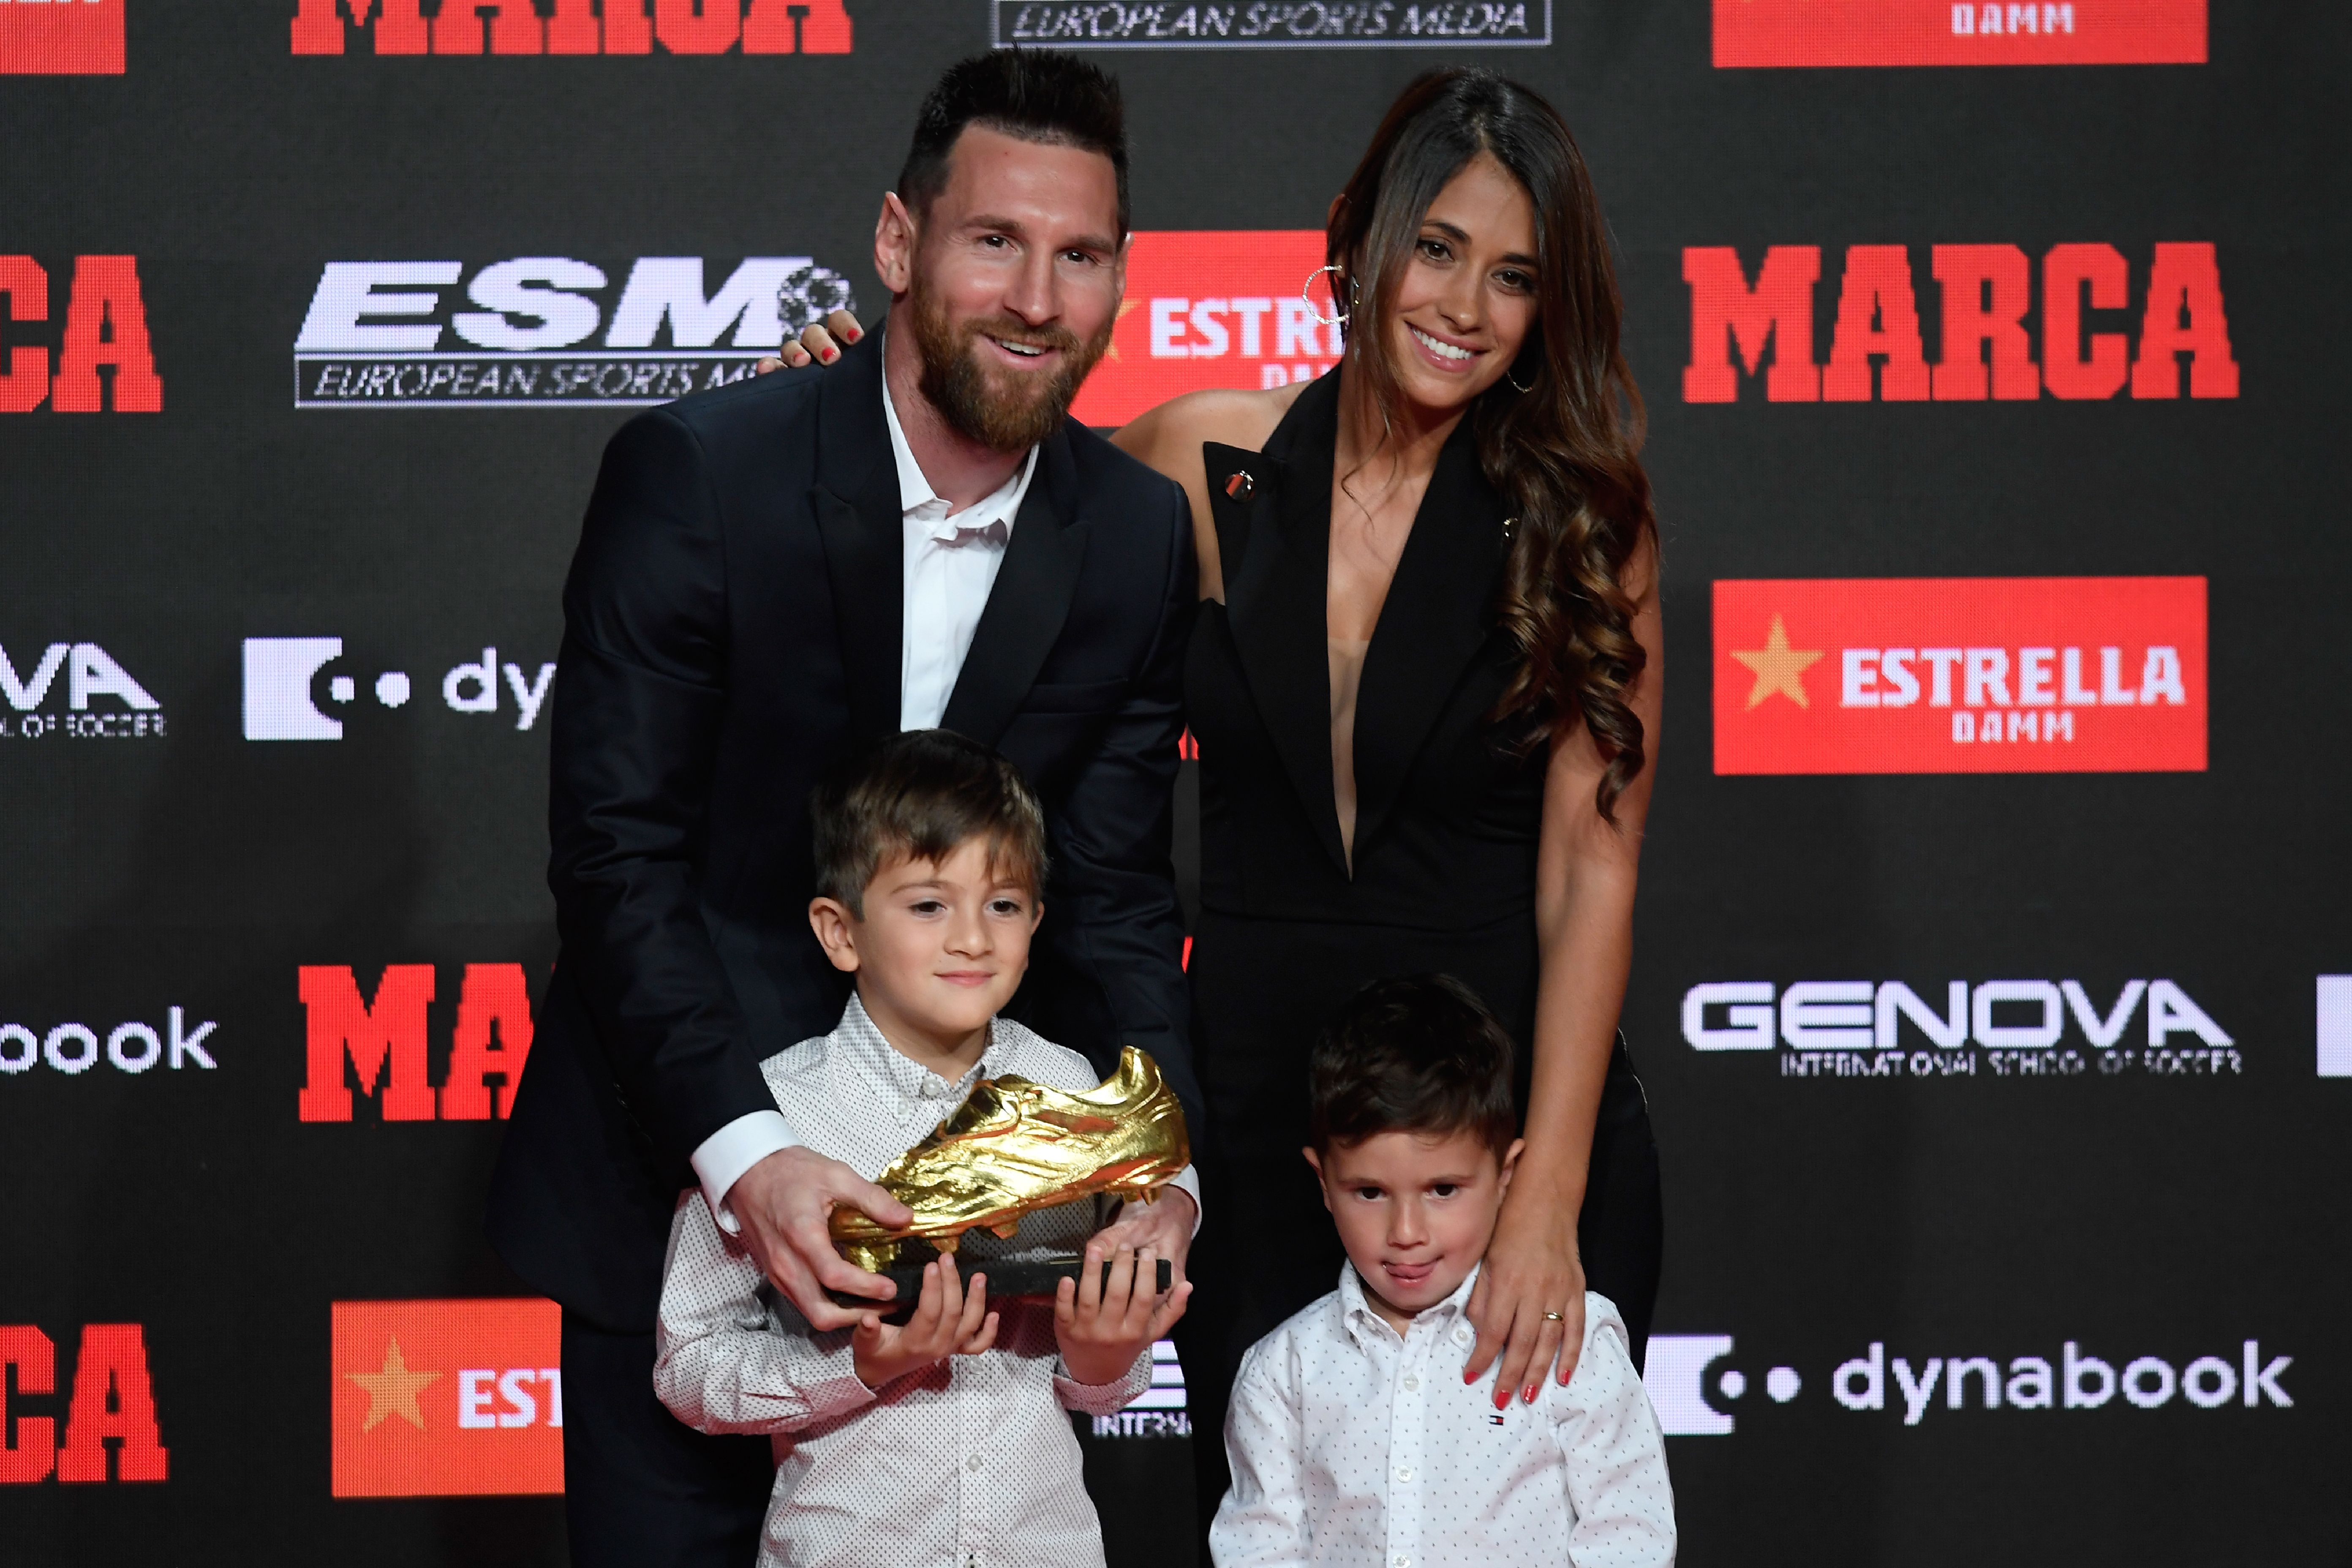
[1211,1266,1676,1568]
[686,368,1037,1222]
[885,366,1038,731]
[655,995,1167,1568]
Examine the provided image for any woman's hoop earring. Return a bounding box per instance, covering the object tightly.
[1302,264,1354,328]
[1505,362,1537,394]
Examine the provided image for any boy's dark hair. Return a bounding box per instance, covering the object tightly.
[897,49,1131,236]
[810,730,1050,918]
[1308,975,1518,1158]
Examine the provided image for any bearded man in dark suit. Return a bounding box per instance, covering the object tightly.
[488,49,1200,1568]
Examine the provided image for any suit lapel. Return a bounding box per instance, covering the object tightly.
[1350,418,1510,858]
[1215,377,1350,877]
[939,424,1091,748]
[811,338,904,754]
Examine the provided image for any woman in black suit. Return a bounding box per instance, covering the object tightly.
[1113,68,1663,1522]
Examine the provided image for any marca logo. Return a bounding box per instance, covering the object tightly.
[293,256,856,408]
[291,0,850,56]
[993,1,1548,48]
[1647,1331,2289,1438]
[0,0,124,74]
[0,1007,217,1077]
[0,257,163,413]
[1713,578,2205,775]
[332,1300,562,1497]
[0,1325,167,1484]
[297,964,534,1123]
[242,637,555,740]
[1682,975,2238,1079]
[0,640,166,740]
[1068,231,1342,426]
[1682,244,2235,403]
[1713,0,2204,68]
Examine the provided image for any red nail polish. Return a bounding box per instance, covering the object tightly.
[823,348,838,363]
[1523,1385,1538,1404]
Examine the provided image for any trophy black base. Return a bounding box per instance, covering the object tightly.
[823,1244,1174,1322]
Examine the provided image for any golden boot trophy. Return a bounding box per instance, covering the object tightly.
[826,1046,1190,1308]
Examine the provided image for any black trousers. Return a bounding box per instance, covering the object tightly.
[1175,1037,1662,1550]
[561,1312,776,1568]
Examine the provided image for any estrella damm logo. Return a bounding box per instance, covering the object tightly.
[1713,0,2204,68]
[331,1300,563,1497]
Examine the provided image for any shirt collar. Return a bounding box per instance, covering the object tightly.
[1337,1258,1484,1345]
[833,992,1018,1108]
[879,348,1039,542]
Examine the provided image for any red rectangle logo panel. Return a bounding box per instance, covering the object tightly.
[1713,0,2205,67]
[0,0,125,74]
[1069,231,1337,427]
[331,1299,563,1497]
[1713,577,2206,775]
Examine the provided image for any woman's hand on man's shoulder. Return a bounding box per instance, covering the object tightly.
[753,309,865,373]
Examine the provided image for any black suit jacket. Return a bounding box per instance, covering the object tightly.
[487,335,1200,1332]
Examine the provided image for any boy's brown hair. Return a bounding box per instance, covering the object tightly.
[1307,975,1519,1158]
[810,730,1050,917]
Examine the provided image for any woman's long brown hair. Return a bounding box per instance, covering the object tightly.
[1328,68,1656,821]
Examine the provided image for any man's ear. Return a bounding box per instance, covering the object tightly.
[1494,1136,1527,1194]
[808,897,863,974]
[874,192,917,297]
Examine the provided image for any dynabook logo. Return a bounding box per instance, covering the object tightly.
[993,2,1549,48]
[0,1008,216,1078]
[0,257,163,413]
[1713,0,2205,68]
[298,964,533,1123]
[1644,1332,2289,1438]
[1713,578,2205,775]
[243,637,554,738]
[0,0,124,75]
[293,257,856,408]
[0,1325,166,1484]
[332,1300,562,1497]
[1069,231,1343,426]
[0,640,166,740]
[291,0,850,56]
[1683,244,2234,403]
[1682,977,2236,1079]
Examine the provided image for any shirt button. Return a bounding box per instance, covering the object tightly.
[1453,1328,1471,1347]
[967,1454,984,1471]
[1395,1466,1413,1482]
[1402,1375,1420,1392]
[1394,1557,1411,1568]
[923,1080,948,1100]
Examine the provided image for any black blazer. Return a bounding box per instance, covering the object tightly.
[487,335,1200,1332]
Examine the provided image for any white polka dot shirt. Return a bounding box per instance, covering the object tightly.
[1210,1266,1677,1568]
[653,994,1176,1568]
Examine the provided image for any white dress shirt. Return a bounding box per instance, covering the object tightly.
[655,995,1164,1568]
[685,365,1037,1225]
[1211,1267,1677,1568]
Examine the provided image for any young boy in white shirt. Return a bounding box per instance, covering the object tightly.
[1211,975,1675,1568]
[653,730,1196,1568]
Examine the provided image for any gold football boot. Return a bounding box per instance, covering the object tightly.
[831,1045,1190,1274]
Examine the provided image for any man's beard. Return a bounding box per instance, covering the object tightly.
[908,279,1113,454]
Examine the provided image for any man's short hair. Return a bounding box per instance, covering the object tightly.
[1308,975,1519,1158]
[897,49,1131,236]
[810,730,1050,917]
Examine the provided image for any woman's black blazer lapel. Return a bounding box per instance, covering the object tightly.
[1206,378,1351,879]
[1350,422,1511,858]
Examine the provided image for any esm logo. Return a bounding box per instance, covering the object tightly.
[1682,243,2234,403]
[293,256,855,408]
[291,0,850,55]
[0,257,163,413]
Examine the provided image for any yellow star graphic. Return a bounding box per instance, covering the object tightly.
[1102,297,1140,362]
[348,1338,439,1433]
[1730,613,1822,710]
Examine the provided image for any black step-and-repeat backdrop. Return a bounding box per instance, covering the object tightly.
[4,3,2347,1565]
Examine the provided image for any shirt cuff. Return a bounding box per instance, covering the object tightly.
[689,1111,800,1237]
[1055,1345,1157,1416]
[1165,1164,1204,1237]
